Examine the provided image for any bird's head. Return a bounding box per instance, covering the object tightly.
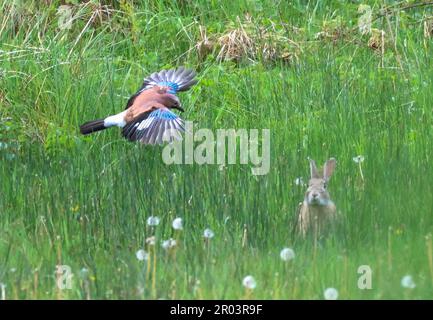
[161,92,184,112]
[154,85,184,112]
[170,94,184,112]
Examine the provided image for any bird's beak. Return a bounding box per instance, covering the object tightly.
[174,105,185,112]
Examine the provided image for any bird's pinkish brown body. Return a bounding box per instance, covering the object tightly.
[124,86,181,123]
[79,67,197,145]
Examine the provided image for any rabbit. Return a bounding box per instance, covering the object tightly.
[297,158,337,237]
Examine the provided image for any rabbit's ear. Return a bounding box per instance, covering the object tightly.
[323,158,336,181]
[309,159,320,178]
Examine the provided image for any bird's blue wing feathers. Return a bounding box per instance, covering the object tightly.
[157,82,179,94]
[141,67,197,94]
[125,67,197,110]
[149,108,179,120]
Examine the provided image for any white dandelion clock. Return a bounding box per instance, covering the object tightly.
[203,228,215,239]
[136,249,149,261]
[147,216,160,227]
[146,236,156,246]
[324,287,339,300]
[172,217,183,230]
[401,275,416,289]
[0,283,6,301]
[280,248,295,262]
[352,155,365,164]
[295,177,304,186]
[242,275,257,290]
[162,238,177,250]
[353,155,365,181]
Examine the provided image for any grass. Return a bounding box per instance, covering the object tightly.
[1,0,433,299]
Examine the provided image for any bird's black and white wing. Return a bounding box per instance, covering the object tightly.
[121,108,184,145]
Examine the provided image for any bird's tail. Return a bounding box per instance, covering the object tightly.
[79,119,106,135]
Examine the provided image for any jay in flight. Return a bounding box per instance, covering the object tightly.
[79,66,197,144]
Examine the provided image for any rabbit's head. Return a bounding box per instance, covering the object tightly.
[305,158,336,206]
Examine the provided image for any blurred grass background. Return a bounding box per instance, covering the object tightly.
[1,0,433,299]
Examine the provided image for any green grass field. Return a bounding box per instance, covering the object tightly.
[1,0,433,299]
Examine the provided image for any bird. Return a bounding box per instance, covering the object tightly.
[79,66,197,145]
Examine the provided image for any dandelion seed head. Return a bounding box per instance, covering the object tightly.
[353,155,365,164]
[203,228,215,239]
[324,287,339,300]
[146,236,156,246]
[0,282,6,297]
[172,217,183,230]
[401,275,416,289]
[162,238,177,250]
[280,248,295,262]
[242,275,257,290]
[295,177,304,186]
[147,216,160,226]
[135,249,149,261]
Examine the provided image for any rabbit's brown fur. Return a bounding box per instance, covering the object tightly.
[297,158,337,237]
